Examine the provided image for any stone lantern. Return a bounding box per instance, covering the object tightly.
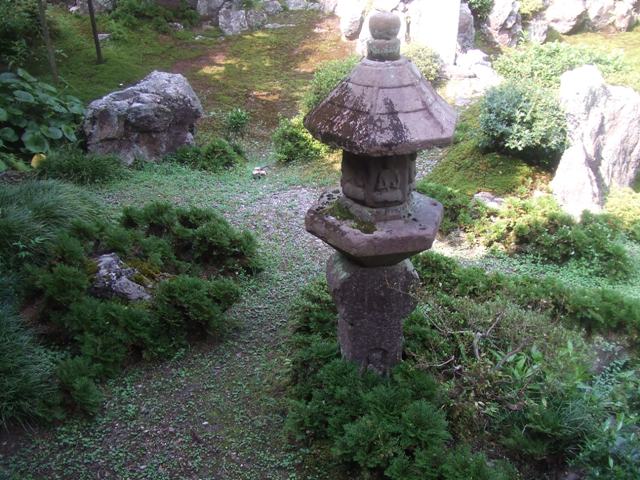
[304,11,457,374]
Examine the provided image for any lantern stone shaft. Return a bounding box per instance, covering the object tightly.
[304,11,457,374]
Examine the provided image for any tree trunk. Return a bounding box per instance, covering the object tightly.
[87,0,104,64]
[37,0,58,83]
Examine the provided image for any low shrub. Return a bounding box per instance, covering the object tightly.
[36,146,125,184]
[479,81,567,166]
[606,187,640,242]
[413,251,640,338]
[402,43,443,84]
[152,275,240,351]
[519,0,545,20]
[56,356,102,415]
[272,116,328,164]
[0,303,59,427]
[167,138,244,172]
[0,69,84,154]
[110,0,200,31]
[467,0,494,20]
[416,182,485,235]
[494,42,626,88]
[223,107,250,142]
[0,0,41,67]
[475,195,633,279]
[423,102,538,196]
[301,55,360,114]
[286,281,518,479]
[119,202,262,273]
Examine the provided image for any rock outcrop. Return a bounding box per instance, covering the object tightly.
[83,71,203,165]
[551,66,640,217]
[485,0,522,47]
[445,49,502,107]
[92,253,151,302]
[458,1,476,52]
[219,4,249,34]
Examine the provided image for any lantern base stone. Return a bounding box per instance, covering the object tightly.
[326,252,419,375]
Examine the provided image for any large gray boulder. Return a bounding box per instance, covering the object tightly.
[446,49,502,107]
[197,0,226,19]
[219,5,249,35]
[263,0,283,15]
[83,71,203,165]
[336,0,366,40]
[551,66,640,217]
[485,0,522,47]
[545,0,588,33]
[407,0,461,64]
[246,9,268,28]
[92,253,151,302]
[586,0,637,31]
[458,1,475,52]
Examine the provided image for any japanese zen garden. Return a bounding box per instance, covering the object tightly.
[1,1,640,479]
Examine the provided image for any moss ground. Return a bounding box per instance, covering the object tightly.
[424,104,546,196]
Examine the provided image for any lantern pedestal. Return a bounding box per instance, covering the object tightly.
[327,253,418,375]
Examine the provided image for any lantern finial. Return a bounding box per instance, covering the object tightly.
[367,11,401,61]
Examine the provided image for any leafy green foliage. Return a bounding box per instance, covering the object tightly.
[519,0,545,20]
[494,42,626,88]
[0,69,84,154]
[286,281,518,479]
[167,138,244,172]
[36,146,125,184]
[416,182,487,235]
[301,55,360,114]
[475,195,633,279]
[0,303,59,428]
[479,81,567,166]
[223,107,250,142]
[0,180,99,272]
[110,0,200,31]
[0,0,40,67]
[467,0,494,20]
[56,356,103,415]
[414,252,640,338]
[152,275,240,351]
[119,201,261,274]
[606,188,640,242]
[424,102,538,196]
[272,116,328,163]
[402,44,443,84]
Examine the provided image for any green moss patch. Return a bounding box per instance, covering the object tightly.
[322,201,376,234]
[424,104,541,196]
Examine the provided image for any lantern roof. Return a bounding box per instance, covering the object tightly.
[304,11,457,157]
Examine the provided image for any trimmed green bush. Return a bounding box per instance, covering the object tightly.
[402,44,443,84]
[0,303,59,427]
[167,138,244,172]
[479,81,567,166]
[423,102,538,196]
[153,275,240,351]
[272,116,328,164]
[36,146,125,184]
[56,356,102,415]
[286,281,517,479]
[301,55,360,114]
[494,42,626,88]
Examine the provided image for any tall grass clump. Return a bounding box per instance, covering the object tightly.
[36,146,125,185]
[0,303,59,428]
[0,180,99,270]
